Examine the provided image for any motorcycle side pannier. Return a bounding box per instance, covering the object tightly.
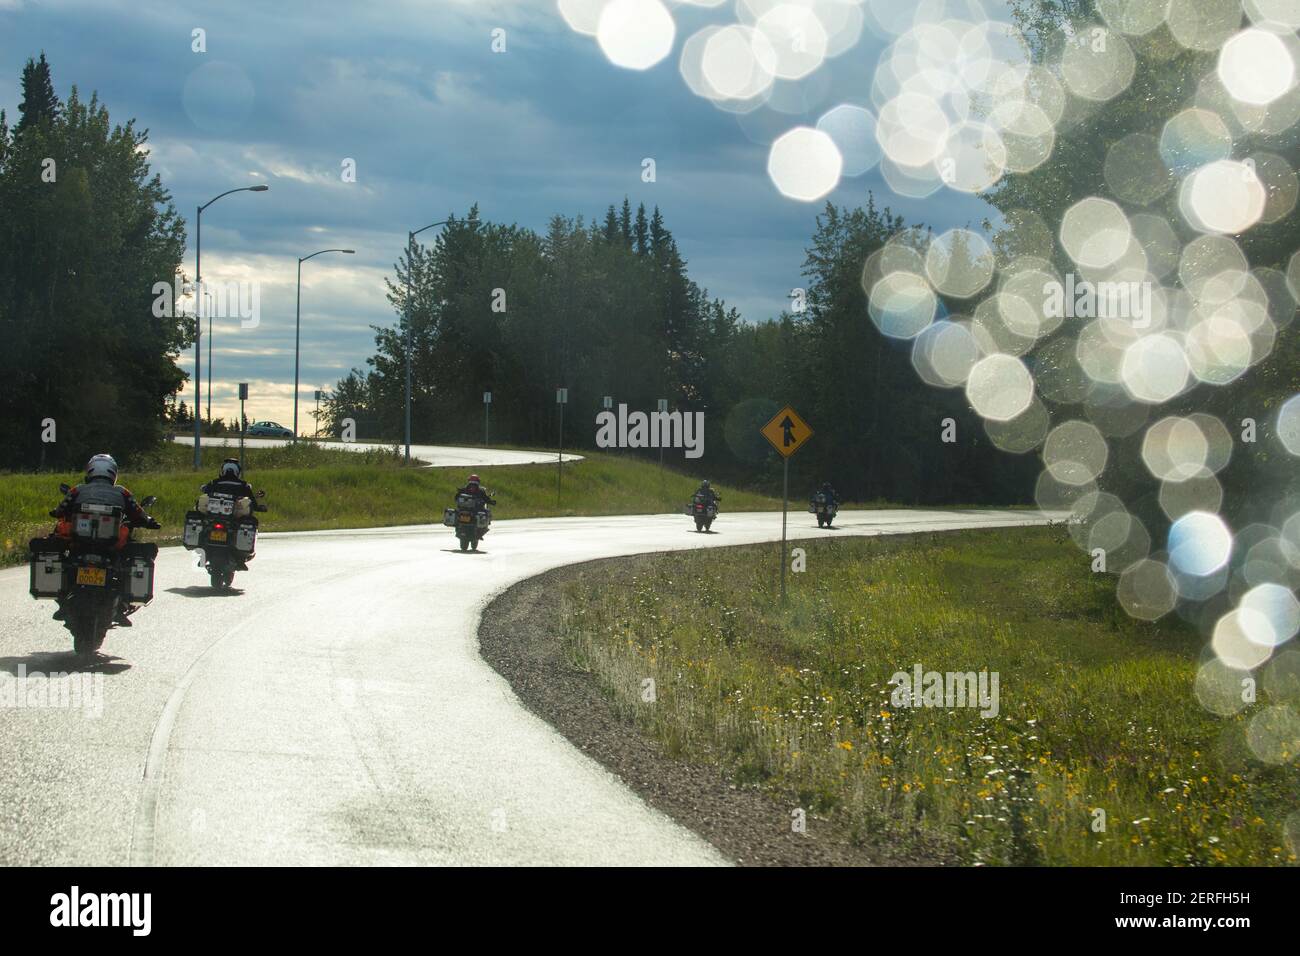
[442,507,457,527]
[183,511,205,548]
[28,546,64,598]
[125,556,155,602]
[233,520,257,554]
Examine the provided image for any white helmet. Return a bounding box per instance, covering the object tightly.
[220,458,242,479]
[85,453,118,484]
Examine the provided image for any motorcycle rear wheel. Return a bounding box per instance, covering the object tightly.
[70,604,108,658]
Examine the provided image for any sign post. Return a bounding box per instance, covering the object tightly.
[760,405,813,604]
[603,396,613,456]
[314,389,322,440]
[657,398,668,506]
[556,387,568,504]
[238,382,249,471]
[483,390,492,446]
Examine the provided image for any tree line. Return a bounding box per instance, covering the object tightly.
[0,54,188,472]
[322,196,1039,504]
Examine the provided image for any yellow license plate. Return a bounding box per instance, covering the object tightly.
[458,514,472,523]
[76,567,107,587]
[210,529,228,542]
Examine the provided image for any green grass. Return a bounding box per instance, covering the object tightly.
[0,443,783,567]
[558,526,1300,866]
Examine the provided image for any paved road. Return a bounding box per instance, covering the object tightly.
[0,508,1052,866]
[173,435,582,467]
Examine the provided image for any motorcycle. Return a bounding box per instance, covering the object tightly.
[810,492,838,528]
[28,483,160,658]
[182,489,266,589]
[685,493,719,532]
[443,492,493,551]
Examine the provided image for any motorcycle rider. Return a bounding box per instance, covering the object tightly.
[693,479,720,506]
[813,480,839,527]
[51,453,160,626]
[455,473,496,509]
[202,457,256,501]
[816,481,839,507]
[199,458,264,569]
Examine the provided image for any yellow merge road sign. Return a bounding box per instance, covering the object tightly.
[761,405,812,458]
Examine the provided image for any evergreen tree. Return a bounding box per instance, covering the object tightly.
[649,205,666,256]
[633,202,649,256]
[619,196,632,247]
[16,53,59,133]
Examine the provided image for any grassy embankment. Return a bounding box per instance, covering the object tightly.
[558,526,1299,866]
[0,442,783,567]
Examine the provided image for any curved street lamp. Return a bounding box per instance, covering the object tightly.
[294,247,355,439]
[192,183,269,469]
[404,219,450,462]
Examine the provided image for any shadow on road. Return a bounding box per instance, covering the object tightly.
[440,549,488,555]
[0,651,131,676]
[164,586,246,597]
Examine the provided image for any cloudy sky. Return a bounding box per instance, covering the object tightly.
[1,0,1001,429]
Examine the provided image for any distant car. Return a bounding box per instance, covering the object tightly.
[246,420,294,438]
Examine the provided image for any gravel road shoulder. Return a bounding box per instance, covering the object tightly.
[478,553,951,867]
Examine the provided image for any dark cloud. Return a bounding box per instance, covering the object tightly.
[2,0,1001,424]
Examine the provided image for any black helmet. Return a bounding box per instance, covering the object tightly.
[220,458,242,480]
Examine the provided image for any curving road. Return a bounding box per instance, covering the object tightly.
[0,507,1052,866]
[174,435,582,467]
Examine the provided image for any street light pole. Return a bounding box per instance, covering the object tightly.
[192,183,269,469]
[294,247,354,440]
[404,219,450,463]
[205,293,212,425]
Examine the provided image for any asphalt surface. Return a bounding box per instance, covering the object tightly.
[0,507,1053,866]
[174,435,582,467]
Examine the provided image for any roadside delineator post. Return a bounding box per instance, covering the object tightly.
[760,405,813,604]
[556,387,568,504]
[657,398,668,507]
[484,390,492,446]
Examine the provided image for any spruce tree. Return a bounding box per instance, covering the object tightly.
[633,203,649,256]
[16,53,60,133]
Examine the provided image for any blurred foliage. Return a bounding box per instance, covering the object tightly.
[994,1,1300,531]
